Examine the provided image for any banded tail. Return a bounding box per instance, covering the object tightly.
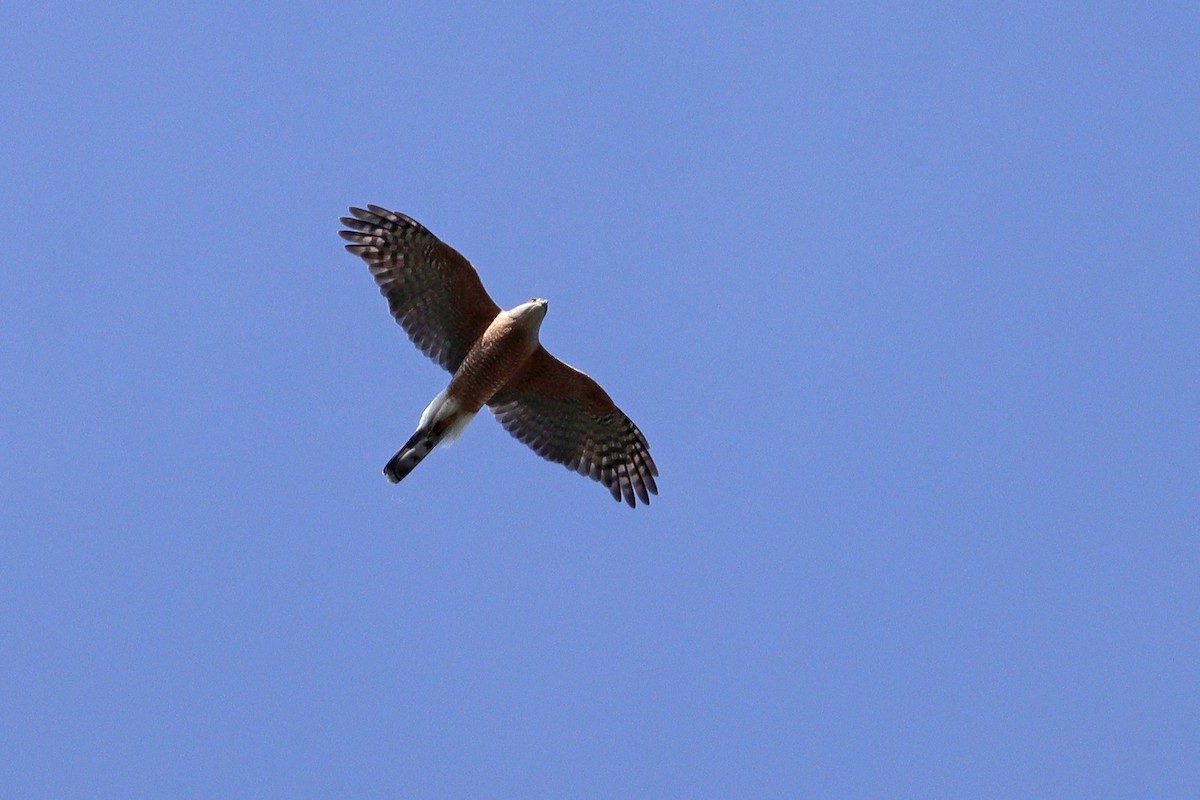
[383,388,475,483]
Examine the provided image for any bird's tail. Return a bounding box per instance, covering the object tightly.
[383,388,475,483]
[383,427,440,483]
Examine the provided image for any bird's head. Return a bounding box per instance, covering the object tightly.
[510,297,549,326]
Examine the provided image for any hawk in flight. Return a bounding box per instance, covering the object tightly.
[339,205,659,507]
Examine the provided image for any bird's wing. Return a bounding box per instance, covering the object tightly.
[339,205,501,372]
[489,347,658,507]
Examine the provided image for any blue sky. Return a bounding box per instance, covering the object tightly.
[2,3,1197,797]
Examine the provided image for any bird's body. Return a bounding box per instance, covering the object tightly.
[381,300,546,484]
[447,302,546,411]
[339,205,658,506]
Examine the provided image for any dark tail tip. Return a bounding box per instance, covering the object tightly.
[382,431,438,484]
[383,449,414,483]
[383,455,404,483]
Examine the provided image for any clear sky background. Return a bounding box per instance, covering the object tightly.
[2,3,1197,798]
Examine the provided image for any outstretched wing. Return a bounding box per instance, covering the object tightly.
[489,347,658,507]
[339,205,501,373]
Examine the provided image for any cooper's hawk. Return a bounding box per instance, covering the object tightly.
[339,205,659,507]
